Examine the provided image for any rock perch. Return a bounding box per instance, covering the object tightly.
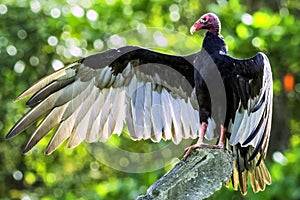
[136,148,233,200]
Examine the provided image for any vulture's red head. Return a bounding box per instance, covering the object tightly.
[190,13,221,35]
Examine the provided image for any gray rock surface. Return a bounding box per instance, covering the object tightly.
[136,148,233,200]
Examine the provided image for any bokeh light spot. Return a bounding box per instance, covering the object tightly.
[17,29,27,40]
[272,151,288,165]
[48,36,58,46]
[241,13,253,25]
[13,170,23,181]
[86,9,98,21]
[0,4,8,15]
[21,196,31,200]
[107,34,127,48]
[90,161,100,171]
[137,23,147,33]
[30,0,41,13]
[7,45,17,56]
[153,31,168,47]
[52,59,64,70]
[70,46,82,57]
[14,60,25,74]
[93,39,104,51]
[170,11,180,22]
[252,37,263,48]
[50,8,61,18]
[71,5,84,18]
[29,56,39,66]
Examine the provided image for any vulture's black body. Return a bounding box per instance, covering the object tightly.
[7,14,272,195]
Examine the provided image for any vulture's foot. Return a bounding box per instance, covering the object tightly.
[213,125,226,149]
[183,122,209,160]
[183,142,211,160]
[212,143,225,149]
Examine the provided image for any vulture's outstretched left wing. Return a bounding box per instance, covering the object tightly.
[225,52,273,160]
[7,46,199,154]
[218,52,273,194]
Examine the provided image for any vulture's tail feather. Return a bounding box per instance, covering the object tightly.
[228,145,271,195]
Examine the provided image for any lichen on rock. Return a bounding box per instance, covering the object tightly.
[136,148,233,200]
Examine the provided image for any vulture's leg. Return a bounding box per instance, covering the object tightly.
[213,125,226,149]
[183,122,210,160]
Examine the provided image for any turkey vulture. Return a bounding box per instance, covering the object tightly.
[7,13,272,195]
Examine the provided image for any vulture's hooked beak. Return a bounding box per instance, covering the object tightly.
[190,25,197,35]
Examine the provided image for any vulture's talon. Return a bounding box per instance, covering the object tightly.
[212,144,225,149]
[183,142,211,160]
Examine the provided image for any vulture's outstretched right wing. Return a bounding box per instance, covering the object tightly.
[6,46,200,154]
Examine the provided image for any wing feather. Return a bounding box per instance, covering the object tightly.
[8,46,197,153]
[6,89,64,139]
[226,53,273,194]
[151,90,163,139]
[67,84,98,148]
[179,99,190,139]
[98,88,115,141]
[45,105,81,154]
[133,82,146,140]
[89,89,110,140]
[185,97,199,138]
[169,94,182,144]
[71,86,100,145]
[228,53,273,157]
[102,88,120,140]
[61,79,95,120]
[23,103,69,153]
[161,89,172,141]
[15,63,78,102]
[143,83,152,139]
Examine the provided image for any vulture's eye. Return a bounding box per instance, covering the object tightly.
[200,18,207,24]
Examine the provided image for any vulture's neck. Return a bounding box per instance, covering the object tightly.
[202,32,227,55]
[208,24,220,35]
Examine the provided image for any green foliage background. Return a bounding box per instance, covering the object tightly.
[1,0,300,199]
